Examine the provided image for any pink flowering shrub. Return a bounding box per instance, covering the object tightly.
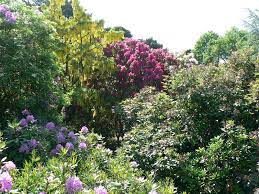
[104,38,178,98]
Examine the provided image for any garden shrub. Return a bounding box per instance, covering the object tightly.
[104,38,178,98]
[180,121,258,194]
[0,1,63,127]
[164,64,250,147]
[119,64,258,193]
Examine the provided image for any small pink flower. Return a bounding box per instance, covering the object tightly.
[3,161,16,171]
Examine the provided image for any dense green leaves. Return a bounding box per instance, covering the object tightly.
[0,0,62,126]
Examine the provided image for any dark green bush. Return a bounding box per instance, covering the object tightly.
[181,121,257,194]
[0,1,63,127]
[119,62,258,193]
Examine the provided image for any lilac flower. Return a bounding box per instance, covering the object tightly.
[0,5,7,14]
[78,142,87,150]
[6,14,16,24]
[60,127,68,132]
[57,132,66,143]
[3,161,16,171]
[148,190,159,194]
[46,122,55,130]
[80,126,88,134]
[56,144,63,151]
[19,143,30,153]
[19,118,28,127]
[65,176,83,194]
[68,131,76,141]
[50,148,58,156]
[22,109,30,115]
[28,139,38,149]
[65,142,74,151]
[0,172,12,192]
[26,115,35,123]
[94,186,108,194]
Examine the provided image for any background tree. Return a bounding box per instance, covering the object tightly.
[46,0,123,138]
[143,37,163,49]
[193,28,251,64]
[106,26,133,38]
[193,31,220,64]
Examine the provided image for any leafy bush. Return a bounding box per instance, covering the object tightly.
[181,121,258,194]
[1,110,176,193]
[0,1,62,127]
[119,63,258,193]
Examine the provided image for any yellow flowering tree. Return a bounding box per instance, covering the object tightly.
[46,0,123,136]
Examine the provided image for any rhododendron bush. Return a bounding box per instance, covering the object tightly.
[105,38,178,98]
[0,110,175,193]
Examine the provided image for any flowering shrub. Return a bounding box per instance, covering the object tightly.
[175,50,198,69]
[104,38,178,98]
[4,117,175,193]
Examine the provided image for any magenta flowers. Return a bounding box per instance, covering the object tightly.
[104,38,178,97]
[65,176,83,194]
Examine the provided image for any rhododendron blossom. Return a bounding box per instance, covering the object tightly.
[0,172,12,192]
[104,38,177,97]
[94,186,108,194]
[0,4,16,24]
[3,161,16,171]
[65,176,83,194]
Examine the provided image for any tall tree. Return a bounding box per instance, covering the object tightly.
[193,28,250,64]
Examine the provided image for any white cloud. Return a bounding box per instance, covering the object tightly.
[80,0,259,52]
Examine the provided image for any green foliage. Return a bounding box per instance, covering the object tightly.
[0,0,63,127]
[165,64,246,146]
[46,0,123,139]
[119,62,258,193]
[181,121,257,194]
[193,31,220,64]
[245,9,259,39]
[193,28,251,64]
[106,26,133,38]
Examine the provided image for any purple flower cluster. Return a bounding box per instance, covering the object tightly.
[19,110,36,127]
[50,125,89,155]
[0,172,12,192]
[19,139,38,153]
[80,126,88,134]
[0,4,16,24]
[94,186,108,194]
[65,176,83,194]
[78,142,87,150]
[46,122,55,130]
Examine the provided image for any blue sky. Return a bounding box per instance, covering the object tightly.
[80,0,259,52]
